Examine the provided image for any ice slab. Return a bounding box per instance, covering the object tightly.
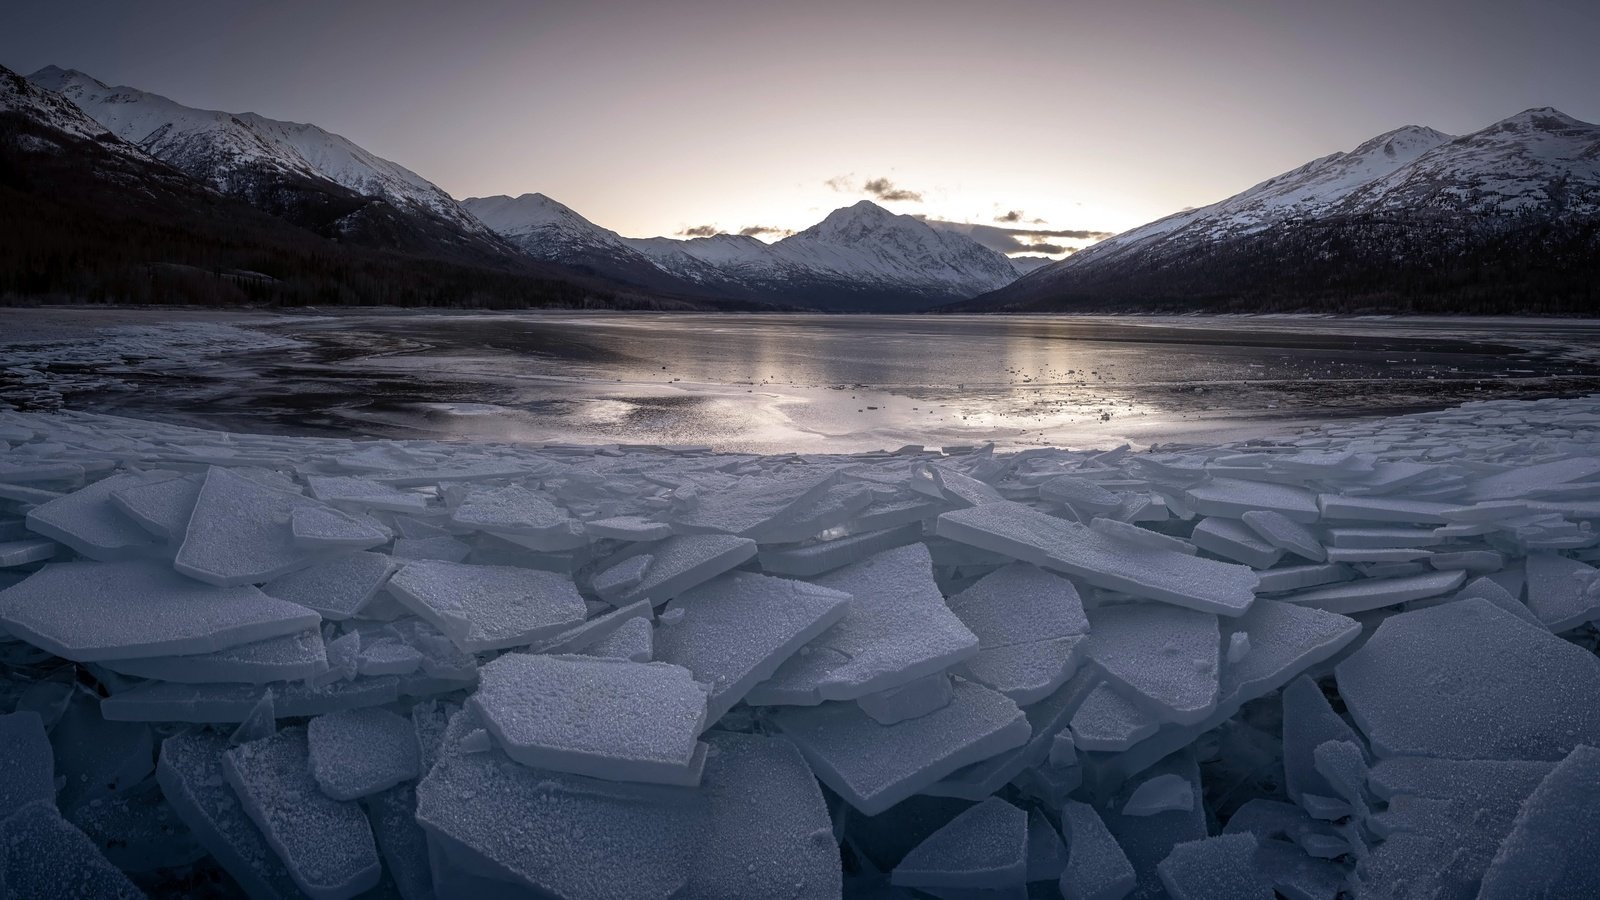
[388,559,585,652]
[1280,675,1361,806]
[857,672,955,725]
[1101,750,1206,900]
[307,708,420,801]
[1318,494,1458,524]
[1040,475,1124,516]
[1059,800,1136,900]
[0,801,144,900]
[99,628,328,684]
[582,614,652,661]
[448,483,574,537]
[0,538,57,567]
[523,598,654,656]
[0,559,320,661]
[1070,683,1161,753]
[744,481,876,544]
[1191,517,1285,569]
[0,711,54,819]
[1090,517,1196,555]
[469,653,708,785]
[1156,833,1274,899]
[947,562,1090,704]
[390,536,470,563]
[603,534,757,607]
[305,475,429,513]
[745,543,977,705]
[585,515,673,541]
[757,522,925,578]
[891,796,1028,890]
[157,730,304,900]
[1473,745,1600,899]
[1463,457,1600,502]
[937,502,1258,616]
[263,551,395,621]
[1282,569,1465,613]
[681,732,841,900]
[1241,510,1325,562]
[770,679,1030,815]
[1187,477,1319,523]
[1027,808,1069,882]
[222,727,381,900]
[176,467,338,586]
[1525,552,1600,632]
[103,676,400,723]
[652,570,851,722]
[672,469,838,536]
[1337,598,1600,760]
[1325,527,1443,549]
[25,471,166,560]
[364,786,432,900]
[1083,603,1220,726]
[289,506,388,550]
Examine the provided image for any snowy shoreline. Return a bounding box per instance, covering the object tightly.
[2,395,1599,897]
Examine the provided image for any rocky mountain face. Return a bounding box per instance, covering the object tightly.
[953,109,1600,315]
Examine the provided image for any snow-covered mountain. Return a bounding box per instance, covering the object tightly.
[957,108,1600,313]
[27,66,492,239]
[465,195,1021,310]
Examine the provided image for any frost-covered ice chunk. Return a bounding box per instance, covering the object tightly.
[1041,475,1124,516]
[757,522,924,577]
[1027,808,1069,882]
[1325,527,1443,549]
[0,801,144,900]
[414,704,707,900]
[1090,517,1196,555]
[592,553,651,601]
[1101,751,1206,900]
[1283,569,1464,613]
[1059,800,1136,900]
[652,571,850,721]
[289,506,388,550]
[1191,517,1285,569]
[364,785,432,900]
[0,538,56,567]
[469,653,708,785]
[0,712,54,819]
[585,514,673,541]
[1187,477,1319,523]
[448,482,574,536]
[157,730,304,900]
[1524,553,1600,632]
[1337,599,1600,760]
[1254,563,1352,594]
[673,470,839,535]
[1122,773,1195,816]
[1324,547,1433,563]
[582,615,653,662]
[389,535,470,563]
[1476,745,1600,899]
[1280,675,1361,806]
[176,467,338,586]
[1071,683,1161,752]
[305,475,429,513]
[745,544,977,705]
[263,551,395,621]
[0,559,320,661]
[231,689,277,746]
[1318,494,1458,524]
[1084,603,1220,726]
[523,598,654,656]
[891,796,1027,890]
[24,472,167,560]
[937,502,1258,616]
[947,562,1090,704]
[857,673,954,725]
[387,559,585,652]
[99,628,328,684]
[744,481,876,544]
[1156,833,1274,899]
[681,732,841,900]
[1463,457,1600,502]
[1241,510,1325,562]
[222,727,381,900]
[924,667,1099,801]
[770,679,1029,815]
[307,708,420,801]
[1433,575,1547,629]
[602,534,757,607]
[103,676,399,723]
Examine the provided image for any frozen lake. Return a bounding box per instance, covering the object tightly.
[3,309,1599,453]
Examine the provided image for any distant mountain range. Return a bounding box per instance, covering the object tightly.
[950,109,1600,314]
[3,61,1596,314]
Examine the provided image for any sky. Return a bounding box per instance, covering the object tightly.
[4,0,1597,258]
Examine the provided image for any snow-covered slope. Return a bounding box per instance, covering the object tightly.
[963,108,1600,313]
[1,66,145,152]
[28,66,489,237]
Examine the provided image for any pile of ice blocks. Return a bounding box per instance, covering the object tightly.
[2,395,1600,899]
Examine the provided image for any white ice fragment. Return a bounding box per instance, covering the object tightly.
[0,711,54,819]
[585,515,673,541]
[1477,745,1600,899]
[389,536,469,562]
[100,628,328,684]
[0,538,56,568]
[1326,527,1442,549]
[1049,731,1078,768]
[448,482,574,538]
[305,475,429,513]
[1191,517,1286,569]
[1226,631,1250,663]
[1156,833,1274,899]
[603,534,757,607]
[856,673,954,725]
[1070,682,1161,753]
[458,728,493,753]
[769,679,1029,815]
[307,708,420,801]
[891,796,1028,891]
[1337,599,1600,760]
[387,559,585,652]
[0,801,144,900]
[1122,773,1195,816]
[1254,563,1353,593]
[1283,569,1465,613]
[1187,477,1319,523]
[176,467,338,586]
[25,471,169,560]
[1241,509,1326,562]
[672,469,839,536]
[1463,457,1600,502]
[1318,494,1458,524]
[1524,553,1600,631]
[1083,603,1220,726]
[469,653,708,785]
[745,543,977,706]
[756,522,925,578]
[652,570,851,722]
[744,482,876,544]
[937,501,1258,616]
[1090,516,1197,555]
[1059,800,1136,900]
[592,553,651,602]
[1041,475,1124,516]
[231,689,276,746]
[0,559,320,661]
[947,562,1090,705]
[523,599,654,656]
[1325,547,1434,563]
[222,727,382,900]
[263,551,395,621]
[289,506,388,550]
[582,615,653,662]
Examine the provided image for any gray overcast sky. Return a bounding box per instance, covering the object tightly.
[3,0,1596,247]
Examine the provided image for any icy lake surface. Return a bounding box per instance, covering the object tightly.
[4,309,1599,453]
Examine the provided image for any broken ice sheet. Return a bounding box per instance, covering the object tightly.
[1083,602,1220,726]
[387,559,585,652]
[305,475,429,514]
[0,801,145,900]
[175,466,342,586]
[24,471,171,560]
[891,796,1028,891]
[263,551,395,621]
[744,543,977,706]
[98,627,328,684]
[0,559,320,662]
[1070,681,1162,753]
[289,506,388,550]
[307,708,421,801]
[599,533,757,607]
[946,562,1090,705]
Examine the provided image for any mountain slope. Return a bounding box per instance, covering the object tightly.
[954,110,1599,315]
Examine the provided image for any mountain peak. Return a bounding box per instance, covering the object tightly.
[27,66,106,93]
[1488,107,1590,131]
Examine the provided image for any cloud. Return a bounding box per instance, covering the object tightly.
[678,225,719,237]
[1020,241,1068,254]
[824,175,855,192]
[738,225,793,238]
[862,177,923,203]
[919,217,1115,256]
[995,209,1024,223]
